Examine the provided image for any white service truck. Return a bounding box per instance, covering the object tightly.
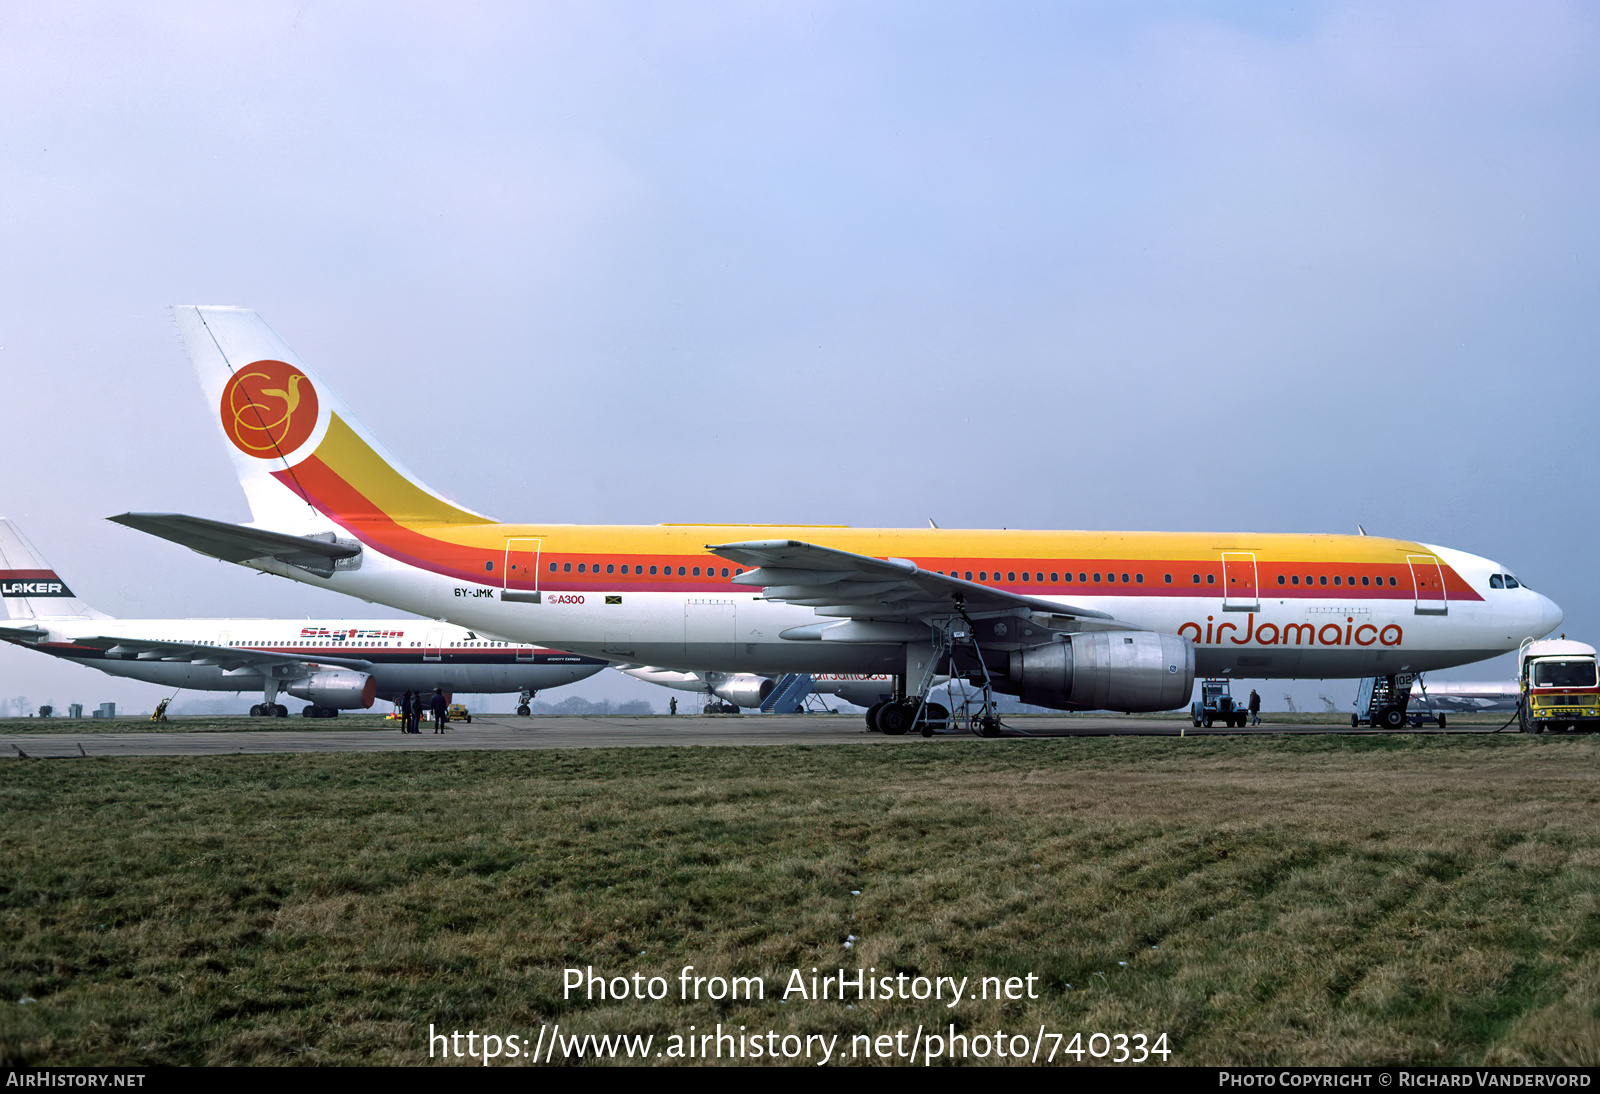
[1518,638,1600,733]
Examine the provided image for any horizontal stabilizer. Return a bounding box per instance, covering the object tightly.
[109,512,360,576]
[0,624,47,641]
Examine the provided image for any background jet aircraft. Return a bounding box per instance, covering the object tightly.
[0,519,605,717]
[1409,679,1521,714]
[117,307,1562,734]
[620,666,912,711]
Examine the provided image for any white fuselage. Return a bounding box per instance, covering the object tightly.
[243,538,1560,682]
[9,616,605,702]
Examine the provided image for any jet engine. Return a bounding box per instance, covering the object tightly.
[1002,631,1194,712]
[710,674,775,709]
[286,670,377,709]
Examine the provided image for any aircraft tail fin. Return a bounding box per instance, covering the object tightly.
[170,306,492,534]
[0,520,112,620]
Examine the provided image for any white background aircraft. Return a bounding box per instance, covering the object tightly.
[0,520,604,717]
[620,666,906,711]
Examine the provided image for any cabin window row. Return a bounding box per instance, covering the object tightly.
[1275,575,1398,587]
[545,562,744,577]
[930,569,1403,590]
[937,570,1150,584]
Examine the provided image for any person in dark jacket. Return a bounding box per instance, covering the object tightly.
[1248,689,1261,727]
[408,691,423,734]
[431,688,449,733]
[400,691,413,733]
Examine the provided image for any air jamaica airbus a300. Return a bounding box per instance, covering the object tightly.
[113,306,1561,734]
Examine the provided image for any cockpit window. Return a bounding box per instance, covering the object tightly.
[1490,574,1505,589]
[1533,661,1597,688]
[1505,574,1520,589]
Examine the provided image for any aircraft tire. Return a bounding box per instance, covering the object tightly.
[865,702,886,732]
[302,705,318,718]
[878,702,911,735]
[249,704,263,717]
[1202,716,1212,728]
[274,704,288,718]
[517,704,530,716]
[1437,714,1447,729]
[1379,706,1406,730]
[1351,714,1359,728]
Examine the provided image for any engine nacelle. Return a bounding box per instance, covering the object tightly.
[1004,631,1194,712]
[711,675,776,709]
[286,670,377,709]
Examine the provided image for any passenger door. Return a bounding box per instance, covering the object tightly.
[1222,552,1260,612]
[503,538,543,603]
[1407,555,1448,615]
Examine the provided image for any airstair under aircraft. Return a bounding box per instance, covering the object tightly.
[113,307,1561,734]
[0,519,604,717]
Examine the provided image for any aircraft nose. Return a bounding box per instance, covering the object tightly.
[1535,592,1564,637]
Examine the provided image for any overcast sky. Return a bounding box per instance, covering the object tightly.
[2,2,1596,714]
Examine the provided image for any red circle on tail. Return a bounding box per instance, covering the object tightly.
[220,360,319,457]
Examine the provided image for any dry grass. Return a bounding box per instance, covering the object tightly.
[0,714,401,735]
[2,734,1597,1065]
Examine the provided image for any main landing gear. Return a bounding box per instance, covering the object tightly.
[251,678,288,718]
[864,605,1008,739]
[866,700,950,736]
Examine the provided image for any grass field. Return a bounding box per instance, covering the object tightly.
[2,734,1597,1066]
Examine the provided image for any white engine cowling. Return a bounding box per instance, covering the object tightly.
[286,670,377,709]
[711,675,775,708]
[1005,631,1195,712]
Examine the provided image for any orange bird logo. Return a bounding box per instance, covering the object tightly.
[220,360,320,456]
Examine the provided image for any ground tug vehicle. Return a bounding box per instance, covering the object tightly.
[1518,638,1600,733]
[1191,679,1248,728]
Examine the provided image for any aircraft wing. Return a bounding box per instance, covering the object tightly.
[707,539,1122,629]
[66,635,375,673]
[108,513,360,571]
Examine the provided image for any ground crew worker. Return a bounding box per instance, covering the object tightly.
[431,688,448,733]
[1248,689,1261,727]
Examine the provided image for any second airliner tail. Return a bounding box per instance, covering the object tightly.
[0,520,112,621]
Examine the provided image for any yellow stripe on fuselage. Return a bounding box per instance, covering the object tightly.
[292,414,1442,571]
[399,525,1432,564]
